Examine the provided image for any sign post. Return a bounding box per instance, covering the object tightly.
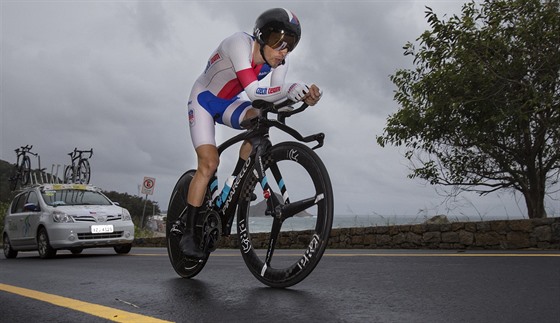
[140,177,156,229]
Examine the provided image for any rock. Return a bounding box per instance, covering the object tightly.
[424,215,450,224]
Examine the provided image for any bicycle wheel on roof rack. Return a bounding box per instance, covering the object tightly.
[9,165,19,191]
[77,159,91,184]
[236,141,333,288]
[20,156,31,186]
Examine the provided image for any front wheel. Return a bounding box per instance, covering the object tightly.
[20,156,31,186]
[114,244,132,254]
[166,170,209,278]
[237,142,334,288]
[77,159,91,184]
[37,228,57,259]
[9,165,19,191]
[70,248,83,255]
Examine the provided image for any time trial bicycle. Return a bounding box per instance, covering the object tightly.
[166,100,333,288]
[64,148,93,184]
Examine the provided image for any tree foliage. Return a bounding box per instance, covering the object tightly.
[377,0,560,218]
[102,191,161,228]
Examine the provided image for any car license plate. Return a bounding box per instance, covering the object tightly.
[91,225,114,234]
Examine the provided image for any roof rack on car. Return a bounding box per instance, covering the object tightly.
[10,145,94,191]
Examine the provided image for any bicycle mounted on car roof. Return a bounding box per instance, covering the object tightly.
[64,148,93,184]
[166,99,334,288]
[9,145,44,191]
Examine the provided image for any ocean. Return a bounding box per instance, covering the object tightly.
[231,214,527,234]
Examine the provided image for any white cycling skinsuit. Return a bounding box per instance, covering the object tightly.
[187,31,301,148]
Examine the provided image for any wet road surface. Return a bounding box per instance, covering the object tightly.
[1,248,559,322]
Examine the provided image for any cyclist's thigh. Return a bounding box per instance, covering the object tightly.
[188,94,217,148]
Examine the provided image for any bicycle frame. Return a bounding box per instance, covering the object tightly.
[68,148,93,165]
[205,101,325,236]
[65,148,93,183]
[12,145,39,187]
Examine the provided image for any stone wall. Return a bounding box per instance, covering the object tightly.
[133,217,560,250]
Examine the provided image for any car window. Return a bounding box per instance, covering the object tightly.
[11,193,29,214]
[41,189,113,206]
[27,191,39,206]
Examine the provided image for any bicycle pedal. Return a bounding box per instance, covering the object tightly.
[170,221,185,236]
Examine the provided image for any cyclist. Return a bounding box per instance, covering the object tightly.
[174,8,322,259]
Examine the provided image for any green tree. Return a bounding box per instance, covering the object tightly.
[102,191,161,228]
[377,0,560,218]
[0,202,8,236]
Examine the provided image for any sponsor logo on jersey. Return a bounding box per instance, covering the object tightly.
[204,52,222,73]
[268,86,281,94]
[188,109,195,126]
[256,87,267,95]
[210,53,221,64]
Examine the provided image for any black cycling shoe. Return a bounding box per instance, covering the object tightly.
[179,233,206,260]
[177,204,206,260]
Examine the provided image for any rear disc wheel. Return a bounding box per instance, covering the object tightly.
[166,170,209,278]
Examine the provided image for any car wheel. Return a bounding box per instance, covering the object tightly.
[114,244,132,254]
[3,234,18,259]
[70,248,83,255]
[37,228,57,259]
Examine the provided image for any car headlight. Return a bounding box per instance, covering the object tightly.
[52,210,74,223]
[121,208,132,221]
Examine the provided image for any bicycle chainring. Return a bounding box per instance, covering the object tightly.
[200,210,222,253]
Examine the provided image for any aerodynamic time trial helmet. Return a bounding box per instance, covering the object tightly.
[253,8,301,52]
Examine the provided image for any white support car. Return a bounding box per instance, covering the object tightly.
[3,184,135,259]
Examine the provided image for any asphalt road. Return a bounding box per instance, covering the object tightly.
[1,248,559,323]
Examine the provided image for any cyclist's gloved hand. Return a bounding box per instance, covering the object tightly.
[286,83,309,102]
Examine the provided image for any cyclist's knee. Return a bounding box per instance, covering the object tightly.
[195,147,219,179]
[240,141,252,160]
[197,158,218,178]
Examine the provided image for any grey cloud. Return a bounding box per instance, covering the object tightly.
[2,1,548,218]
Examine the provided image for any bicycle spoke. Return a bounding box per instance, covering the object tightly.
[264,217,283,267]
[280,193,324,219]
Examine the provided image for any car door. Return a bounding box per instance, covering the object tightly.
[6,192,28,246]
[7,191,42,248]
[23,191,42,246]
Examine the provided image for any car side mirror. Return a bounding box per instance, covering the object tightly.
[24,203,40,212]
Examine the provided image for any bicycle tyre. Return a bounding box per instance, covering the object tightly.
[9,165,19,191]
[77,159,91,184]
[166,170,209,278]
[237,142,333,288]
[21,156,31,186]
[63,165,73,183]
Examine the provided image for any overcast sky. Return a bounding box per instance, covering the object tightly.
[2,0,558,219]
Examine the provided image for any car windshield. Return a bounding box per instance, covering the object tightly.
[41,189,113,206]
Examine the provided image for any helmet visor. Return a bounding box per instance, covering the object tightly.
[265,30,298,52]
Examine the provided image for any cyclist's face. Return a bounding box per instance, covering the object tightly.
[263,45,289,68]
